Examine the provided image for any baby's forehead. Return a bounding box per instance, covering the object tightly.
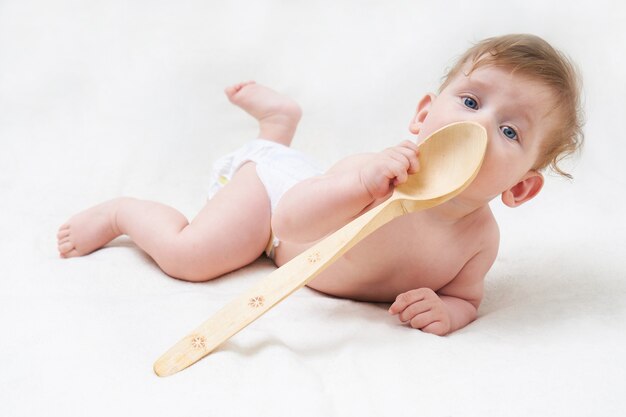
[458,63,552,88]
[451,64,559,106]
[448,64,562,132]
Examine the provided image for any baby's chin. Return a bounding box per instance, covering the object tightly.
[456,182,499,205]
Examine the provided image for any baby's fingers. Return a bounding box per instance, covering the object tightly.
[408,310,439,329]
[397,299,431,323]
[398,139,418,153]
[390,160,409,186]
[389,288,450,335]
[394,141,420,174]
[388,289,428,314]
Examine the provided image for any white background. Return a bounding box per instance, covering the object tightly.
[1,1,625,416]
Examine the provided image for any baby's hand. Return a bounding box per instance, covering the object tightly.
[360,141,419,200]
[388,288,451,336]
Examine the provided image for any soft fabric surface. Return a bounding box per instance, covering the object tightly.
[1,1,625,416]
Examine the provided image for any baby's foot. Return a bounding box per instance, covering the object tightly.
[225,81,302,145]
[57,198,125,258]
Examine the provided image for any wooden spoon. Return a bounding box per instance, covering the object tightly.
[154,121,487,377]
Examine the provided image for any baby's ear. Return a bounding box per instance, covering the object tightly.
[501,171,544,208]
[408,94,435,135]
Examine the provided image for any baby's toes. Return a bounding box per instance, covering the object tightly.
[224,80,256,100]
[58,239,75,256]
[235,80,256,91]
[57,225,71,240]
[59,248,80,259]
[224,84,239,99]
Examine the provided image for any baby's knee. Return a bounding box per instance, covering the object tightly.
[160,260,219,283]
[172,269,218,283]
[156,243,219,283]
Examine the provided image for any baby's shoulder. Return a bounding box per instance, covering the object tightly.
[473,205,500,247]
[454,205,499,258]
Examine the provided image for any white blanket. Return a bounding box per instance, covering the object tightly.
[2,1,625,416]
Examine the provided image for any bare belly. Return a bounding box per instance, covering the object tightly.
[273,211,483,302]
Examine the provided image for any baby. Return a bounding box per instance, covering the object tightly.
[57,34,583,335]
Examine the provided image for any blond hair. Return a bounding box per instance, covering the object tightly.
[440,34,584,178]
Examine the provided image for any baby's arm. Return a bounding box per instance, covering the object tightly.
[272,141,419,243]
[389,229,499,335]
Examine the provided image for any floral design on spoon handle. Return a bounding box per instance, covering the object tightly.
[248,296,265,308]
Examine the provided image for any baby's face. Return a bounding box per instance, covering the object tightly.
[414,65,557,204]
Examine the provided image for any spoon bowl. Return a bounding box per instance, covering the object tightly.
[397,121,487,201]
[153,121,487,377]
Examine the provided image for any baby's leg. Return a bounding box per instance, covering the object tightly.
[58,81,303,281]
[58,163,271,281]
[225,81,301,146]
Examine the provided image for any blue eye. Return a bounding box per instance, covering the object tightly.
[463,97,478,109]
[501,126,518,140]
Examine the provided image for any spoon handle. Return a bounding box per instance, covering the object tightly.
[153,198,406,377]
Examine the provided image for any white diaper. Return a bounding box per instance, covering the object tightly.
[207,139,323,258]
